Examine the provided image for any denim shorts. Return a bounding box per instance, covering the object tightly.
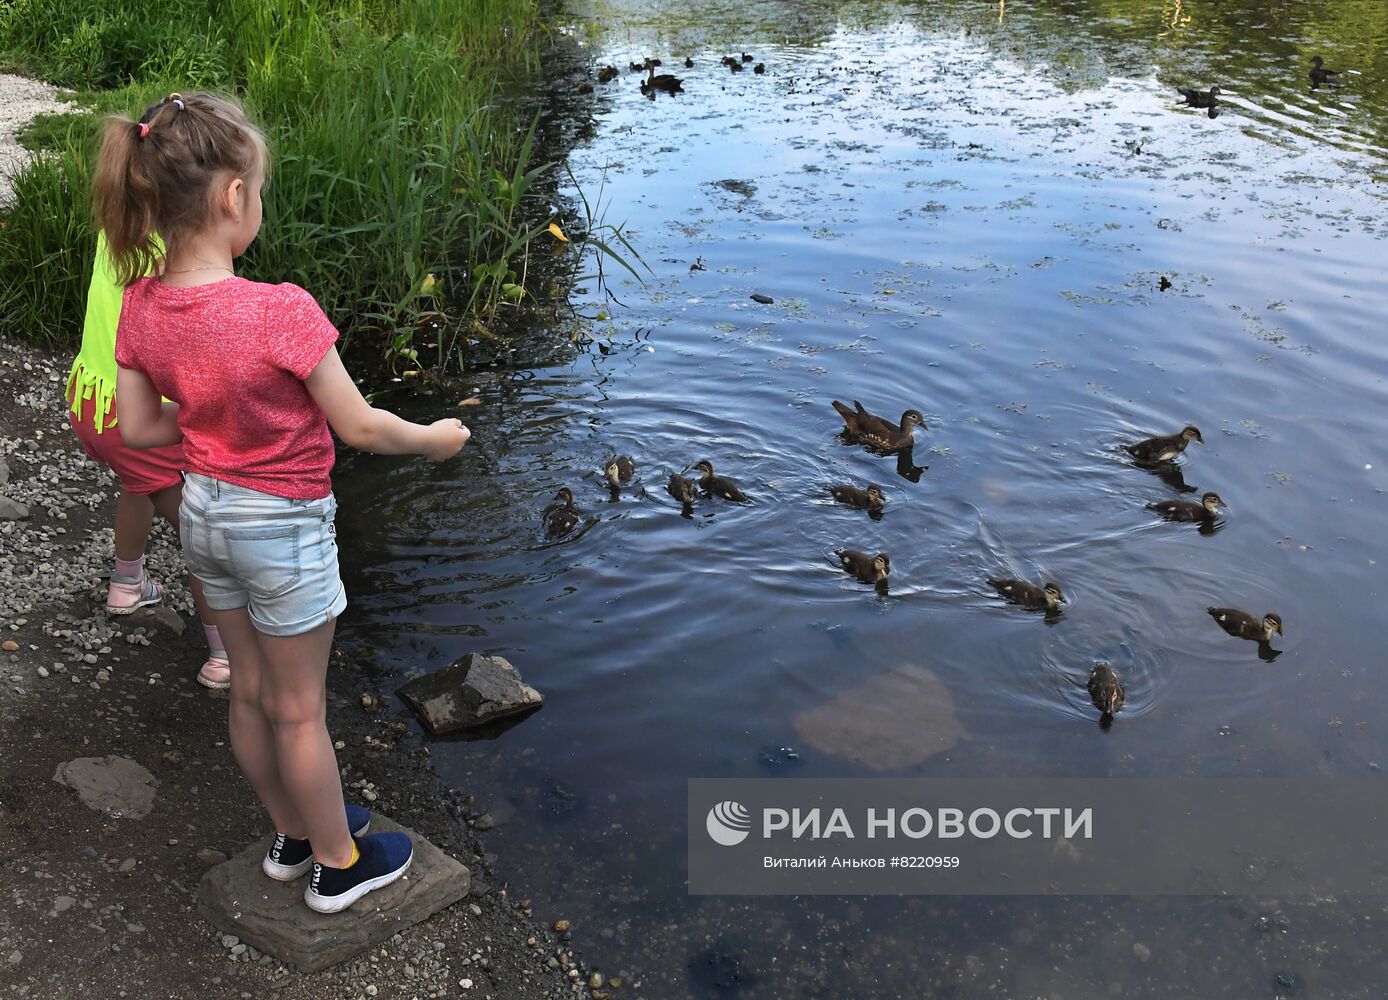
[179,472,348,637]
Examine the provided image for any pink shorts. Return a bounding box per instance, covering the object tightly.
[68,393,184,496]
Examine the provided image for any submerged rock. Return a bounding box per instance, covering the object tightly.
[398,653,543,736]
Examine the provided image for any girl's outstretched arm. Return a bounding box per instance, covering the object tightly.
[306,349,469,461]
[115,365,183,448]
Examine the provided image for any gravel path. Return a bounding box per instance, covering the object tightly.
[0,73,70,206]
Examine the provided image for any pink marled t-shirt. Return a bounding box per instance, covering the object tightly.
[115,276,339,500]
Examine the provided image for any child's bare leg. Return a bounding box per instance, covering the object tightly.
[215,605,304,835]
[113,489,155,564]
[149,484,218,629]
[257,618,353,866]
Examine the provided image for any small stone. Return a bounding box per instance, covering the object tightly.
[230,944,247,956]
[1133,942,1151,962]
[546,957,560,970]
[365,986,378,997]
[588,972,605,988]
[2,640,17,651]
[750,293,775,304]
[469,903,482,917]
[118,858,137,872]
[361,788,378,802]
[459,979,473,990]
[6,950,20,965]
[83,653,99,665]
[553,919,570,933]
[36,666,48,678]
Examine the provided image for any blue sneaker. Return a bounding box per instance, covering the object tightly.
[262,805,372,881]
[304,831,414,914]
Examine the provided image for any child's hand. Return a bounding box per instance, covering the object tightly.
[426,418,470,461]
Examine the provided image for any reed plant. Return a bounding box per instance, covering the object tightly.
[0,0,625,370]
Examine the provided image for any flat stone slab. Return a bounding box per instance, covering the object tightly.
[398,653,543,735]
[53,755,158,819]
[793,664,967,771]
[196,814,470,972]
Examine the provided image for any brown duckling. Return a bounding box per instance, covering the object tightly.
[640,62,684,94]
[832,399,926,452]
[693,460,748,501]
[1087,663,1125,724]
[987,577,1065,611]
[604,455,635,491]
[1125,424,1203,463]
[1309,56,1340,89]
[1208,607,1283,643]
[836,549,890,586]
[829,482,887,512]
[628,60,646,72]
[667,473,697,505]
[741,52,753,63]
[1178,85,1220,109]
[684,56,694,68]
[1147,491,1224,522]
[753,62,765,75]
[597,65,620,84]
[728,59,743,73]
[542,487,580,538]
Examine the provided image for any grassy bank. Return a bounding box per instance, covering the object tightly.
[0,0,582,368]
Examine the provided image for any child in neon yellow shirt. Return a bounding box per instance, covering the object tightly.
[67,232,231,688]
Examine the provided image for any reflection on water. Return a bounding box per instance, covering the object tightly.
[333,0,1388,995]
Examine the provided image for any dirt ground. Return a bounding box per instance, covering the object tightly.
[0,340,630,999]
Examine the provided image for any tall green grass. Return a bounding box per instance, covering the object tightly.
[0,0,590,367]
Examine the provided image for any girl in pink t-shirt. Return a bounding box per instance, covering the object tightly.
[94,92,469,912]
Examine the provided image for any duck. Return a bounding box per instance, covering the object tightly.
[1124,424,1203,463]
[829,482,887,512]
[693,459,748,501]
[1088,663,1125,724]
[640,62,684,95]
[831,399,927,452]
[987,577,1065,611]
[1178,85,1220,109]
[542,488,580,538]
[628,60,646,72]
[684,56,694,68]
[667,473,697,506]
[753,63,766,75]
[1309,56,1340,88]
[741,52,753,63]
[604,455,635,492]
[1208,607,1283,643]
[720,55,739,66]
[597,65,620,84]
[836,549,890,586]
[1147,491,1224,523]
[728,59,743,73]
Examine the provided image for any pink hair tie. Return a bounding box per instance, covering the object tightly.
[137,122,150,139]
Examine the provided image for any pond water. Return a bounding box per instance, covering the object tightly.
[333,1,1388,995]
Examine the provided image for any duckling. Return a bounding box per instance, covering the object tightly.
[542,487,580,538]
[667,473,697,505]
[597,65,620,84]
[741,52,753,63]
[604,455,635,491]
[1208,607,1283,643]
[1178,85,1220,108]
[629,60,646,72]
[1147,491,1224,523]
[728,59,743,73]
[831,399,927,452]
[684,56,694,68]
[1088,663,1125,724]
[720,55,739,66]
[1309,56,1340,88]
[829,482,887,512]
[987,577,1065,611]
[693,459,748,501]
[836,549,890,586]
[1125,424,1203,463]
[753,62,765,75]
[640,63,684,94]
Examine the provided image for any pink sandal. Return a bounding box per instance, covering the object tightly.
[197,656,231,690]
[106,574,164,615]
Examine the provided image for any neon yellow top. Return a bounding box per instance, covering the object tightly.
[66,232,162,432]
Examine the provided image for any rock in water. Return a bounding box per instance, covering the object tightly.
[398,653,543,735]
